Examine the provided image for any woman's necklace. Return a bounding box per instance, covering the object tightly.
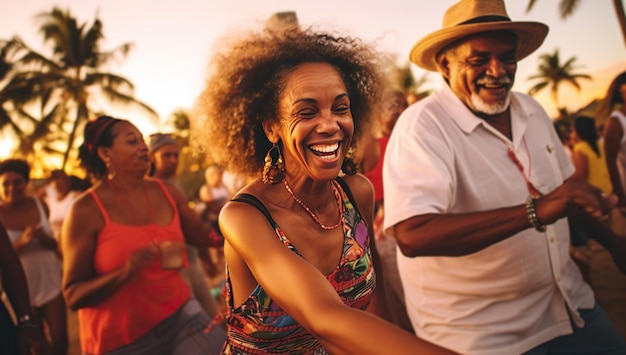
[283,179,342,230]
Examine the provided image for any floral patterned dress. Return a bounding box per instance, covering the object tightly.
[223,178,376,354]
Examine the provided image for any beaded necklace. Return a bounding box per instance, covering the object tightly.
[283,179,342,230]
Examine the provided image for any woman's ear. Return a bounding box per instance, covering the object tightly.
[262,119,280,143]
[97,146,111,164]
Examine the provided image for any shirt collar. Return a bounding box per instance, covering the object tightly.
[438,84,530,148]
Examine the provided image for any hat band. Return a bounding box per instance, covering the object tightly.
[460,15,511,26]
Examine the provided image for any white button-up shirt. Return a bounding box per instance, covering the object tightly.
[383,84,595,355]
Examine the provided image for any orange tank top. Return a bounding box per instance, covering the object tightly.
[78,179,191,354]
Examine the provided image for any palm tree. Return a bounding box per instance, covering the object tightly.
[527,49,592,117]
[14,7,158,169]
[0,37,58,169]
[394,62,432,102]
[0,37,65,166]
[526,0,626,48]
[0,38,28,138]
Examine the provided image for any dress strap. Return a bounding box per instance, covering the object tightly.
[89,190,111,223]
[334,177,361,216]
[231,193,278,229]
[152,178,178,215]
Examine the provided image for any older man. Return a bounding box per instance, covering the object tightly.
[383,0,626,354]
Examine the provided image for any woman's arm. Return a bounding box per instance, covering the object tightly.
[219,199,455,355]
[61,195,158,310]
[10,226,35,252]
[164,182,219,248]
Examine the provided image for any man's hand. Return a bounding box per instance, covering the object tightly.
[535,178,616,226]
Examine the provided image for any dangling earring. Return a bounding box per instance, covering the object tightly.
[341,146,357,175]
[105,158,116,180]
[262,143,286,184]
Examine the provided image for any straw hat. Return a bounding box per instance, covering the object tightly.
[410,0,549,72]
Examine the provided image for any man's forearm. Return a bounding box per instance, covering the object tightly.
[394,204,532,257]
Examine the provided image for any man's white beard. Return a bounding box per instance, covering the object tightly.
[470,91,511,115]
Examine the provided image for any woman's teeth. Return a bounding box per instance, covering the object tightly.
[310,143,339,159]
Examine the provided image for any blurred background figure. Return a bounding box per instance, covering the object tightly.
[148,133,180,186]
[148,132,220,319]
[197,165,229,280]
[46,170,81,244]
[1,219,45,355]
[570,115,614,281]
[0,159,68,355]
[600,72,626,213]
[571,115,613,196]
[198,165,230,230]
[62,116,225,355]
[359,89,413,332]
[221,169,247,198]
[553,118,593,282]
[554,118,574,160]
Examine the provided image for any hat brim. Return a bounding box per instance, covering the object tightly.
[410,21,549,72]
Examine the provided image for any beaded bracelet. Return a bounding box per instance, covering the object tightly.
[525,195,546,232]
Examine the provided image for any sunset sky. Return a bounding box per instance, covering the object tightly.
[2,0,626,157]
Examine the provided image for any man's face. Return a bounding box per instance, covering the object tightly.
[152,143,179,178]
[438,31,518,117]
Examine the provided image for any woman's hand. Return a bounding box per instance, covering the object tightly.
[121,244,159,280]
[14,227,36,250]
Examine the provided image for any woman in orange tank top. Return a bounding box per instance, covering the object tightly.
[61,115,225,354]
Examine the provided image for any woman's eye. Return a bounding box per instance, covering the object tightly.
[296,109,317,119]
[333,105,350,114]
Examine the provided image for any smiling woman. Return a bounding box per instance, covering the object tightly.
[192,25,455,354]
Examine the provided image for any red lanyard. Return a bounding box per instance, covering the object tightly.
[506,137,542,197]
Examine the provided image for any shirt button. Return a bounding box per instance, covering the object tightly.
[549,237,555,243]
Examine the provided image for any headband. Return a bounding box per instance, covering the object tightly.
[85,116,122,154]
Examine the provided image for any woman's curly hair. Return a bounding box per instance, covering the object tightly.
[193,26,392,178]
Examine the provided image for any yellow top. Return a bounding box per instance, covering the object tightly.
[573,140,613,195]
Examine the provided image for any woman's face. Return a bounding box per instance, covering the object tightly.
[0,171,27,203]
[101,121,150,177]
[272,62,353,182]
